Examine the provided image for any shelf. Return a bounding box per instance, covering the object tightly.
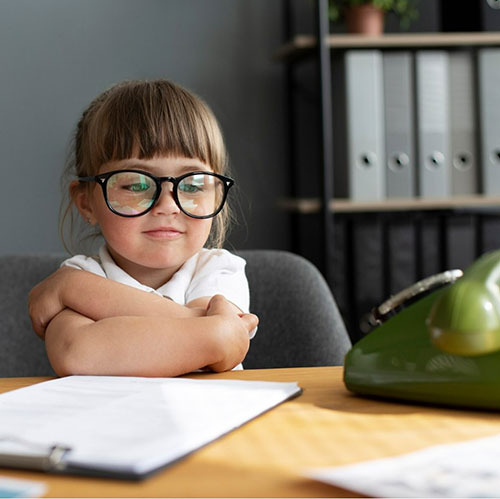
[278,195,500,214]
[274,32,500,62]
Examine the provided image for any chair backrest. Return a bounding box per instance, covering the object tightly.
[0,250,351,376]
[0,254,63,377]
[237,250,351,368]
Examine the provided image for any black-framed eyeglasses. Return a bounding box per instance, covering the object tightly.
[78,169,234,219]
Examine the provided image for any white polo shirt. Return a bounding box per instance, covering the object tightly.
[62,246,256,370]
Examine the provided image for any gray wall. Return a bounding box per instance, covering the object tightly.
[0,0,290,255]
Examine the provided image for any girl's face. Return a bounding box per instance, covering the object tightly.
[74,155,214,288]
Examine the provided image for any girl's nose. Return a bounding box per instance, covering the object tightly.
[151,185,180,216]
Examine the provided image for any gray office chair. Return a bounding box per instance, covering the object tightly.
[238,250,351,369]
[0,250,351,376]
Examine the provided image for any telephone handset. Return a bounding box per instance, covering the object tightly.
[428,250,500,356]
[344,250,500,410]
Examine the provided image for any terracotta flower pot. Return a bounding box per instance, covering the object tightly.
[345,4,385,35]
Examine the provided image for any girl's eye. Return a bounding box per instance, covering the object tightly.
[125,183,150,193]
[179,183,203,194]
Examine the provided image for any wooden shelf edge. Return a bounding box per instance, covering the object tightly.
[278,196,500,214]
[273,32,500,62]
[272,35,316,62]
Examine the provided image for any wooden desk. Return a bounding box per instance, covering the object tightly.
[2,366,500,497]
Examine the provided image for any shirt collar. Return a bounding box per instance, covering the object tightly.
[98,245,199,304]
[99,246,157,294]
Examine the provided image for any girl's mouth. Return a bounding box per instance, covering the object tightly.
[143,228,182,239]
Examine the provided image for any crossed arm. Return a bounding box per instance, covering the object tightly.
[28,267,258,377]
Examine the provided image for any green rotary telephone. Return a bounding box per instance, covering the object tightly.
[344,250,500,409]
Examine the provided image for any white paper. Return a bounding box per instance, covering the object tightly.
[0,376,301,476]
[0,476,46,498]
[307,432,500,498]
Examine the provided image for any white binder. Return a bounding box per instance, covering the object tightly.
[415,51,451,198]
[345,50,385,201]
[449,50,477,196]
[383,51,416,198]
[478,47,500,195]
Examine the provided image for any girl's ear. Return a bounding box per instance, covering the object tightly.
[70,180,96,225]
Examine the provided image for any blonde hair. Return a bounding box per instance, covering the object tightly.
[61,79,233,252]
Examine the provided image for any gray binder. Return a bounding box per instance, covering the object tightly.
[478,47,500,195]
[449,50,477,196]
[383,51,416,198]
[415,51,451,198]
[345,50,385,201]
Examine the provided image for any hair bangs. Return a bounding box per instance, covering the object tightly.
[79,81,225,175]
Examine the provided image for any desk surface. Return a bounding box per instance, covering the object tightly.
[2,366,500,497]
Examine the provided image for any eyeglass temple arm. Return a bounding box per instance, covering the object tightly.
[78,175,107,185]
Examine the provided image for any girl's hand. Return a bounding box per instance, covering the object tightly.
[205,294,259,372]
[28,267,77,339]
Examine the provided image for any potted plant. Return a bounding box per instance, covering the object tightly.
[329,0,418,35]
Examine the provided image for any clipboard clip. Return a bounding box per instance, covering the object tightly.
[0,436,71,472]
[47,444,71,471]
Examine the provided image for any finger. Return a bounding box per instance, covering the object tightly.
[240,313,259,332]
[28,305,44,339]
[206,294,227,314]
[30,317,46,340]
[209,294,226,305]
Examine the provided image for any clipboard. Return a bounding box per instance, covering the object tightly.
[0,375,302,480]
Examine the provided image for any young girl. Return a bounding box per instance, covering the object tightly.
[28,79,258,377]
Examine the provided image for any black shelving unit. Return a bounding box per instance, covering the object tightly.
[277,1,500,341]
[282,0,335,285]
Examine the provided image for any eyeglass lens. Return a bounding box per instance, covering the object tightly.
[105,171,225,217]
